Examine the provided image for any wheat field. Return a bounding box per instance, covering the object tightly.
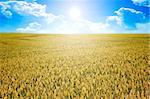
[0,34,149,98]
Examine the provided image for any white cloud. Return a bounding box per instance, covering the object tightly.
[113,7,146,29]
[131,0,150,7]
[106,16,122,25]
[0,0,60,25]
[105,7,149,33]
[0,1,57,20]
[2,1,47,17]
[17,19,110,34]
[0,2,12,18]
[115,7,144,16]
[12,1,48,17]
[17,22,41,33]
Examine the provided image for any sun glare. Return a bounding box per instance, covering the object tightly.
[69,7,81,19]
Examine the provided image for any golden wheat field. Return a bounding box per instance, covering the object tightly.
[0,34,150,98]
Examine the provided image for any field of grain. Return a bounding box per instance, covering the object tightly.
[0,34,149,98]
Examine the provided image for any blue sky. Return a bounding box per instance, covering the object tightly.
[0,0,149,33]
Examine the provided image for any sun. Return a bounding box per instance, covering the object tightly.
[69,7,81,19]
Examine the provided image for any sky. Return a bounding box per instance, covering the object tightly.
[0,0,149,34]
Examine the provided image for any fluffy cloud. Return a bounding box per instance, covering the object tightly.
[12,1,47,17]
[0,0,62,27]
[131,0,150,7]
[112,7,146,29]
[106,7,149,33]
[17,22,41,32]
[0,2,12,18]
[106,16,122,26]
[0,1,47,17]
[17,19,110,34]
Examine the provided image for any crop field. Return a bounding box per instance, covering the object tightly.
[0,34,150,98]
